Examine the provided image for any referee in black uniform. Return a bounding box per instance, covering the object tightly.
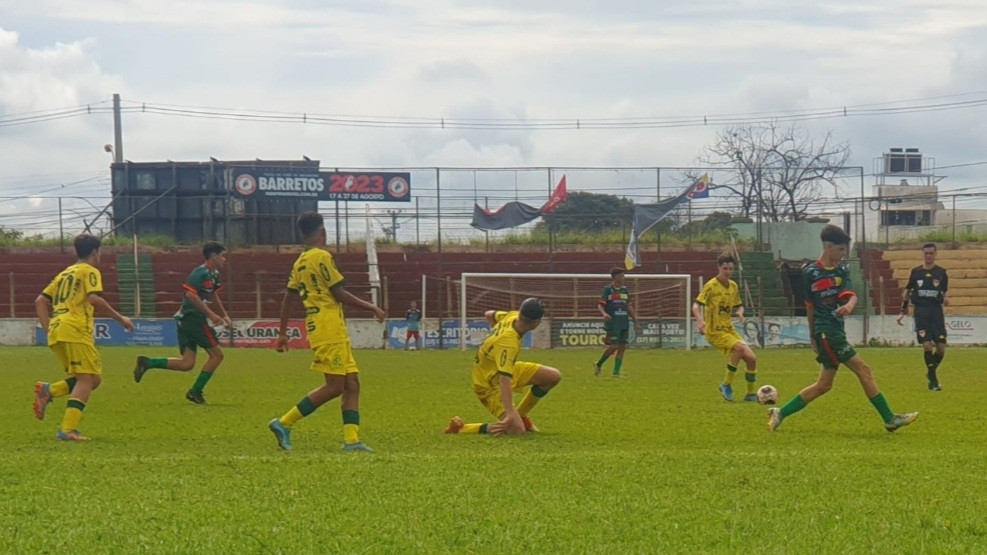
[898,243,949,391]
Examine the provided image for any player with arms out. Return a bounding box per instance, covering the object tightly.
[768,225,918,433]
[32,234,134,441]
[445,298,562,436]
[693,253,759,402]
[133,241,231,403]
[897,242,949,390]
[594,267,640,378]
[268,212,386,452]
[404,301,422,350]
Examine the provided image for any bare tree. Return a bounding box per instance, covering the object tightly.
[698,122,852,221]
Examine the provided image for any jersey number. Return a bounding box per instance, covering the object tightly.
[55,275,76,304]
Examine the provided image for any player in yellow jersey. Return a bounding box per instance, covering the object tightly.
[268,212,386,452]
[444,298,562,436]
[32,234,134,441]
[692,253,758,402]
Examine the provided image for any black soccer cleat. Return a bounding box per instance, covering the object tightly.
[133,356,149,384]
[185,390,207,404]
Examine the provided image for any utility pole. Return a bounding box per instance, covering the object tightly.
[387,210,400,242]
[112,93,124,163]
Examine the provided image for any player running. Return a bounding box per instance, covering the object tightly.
[768,225,918,433]
[33,234,134,441]
[693,253,759,402]
[133,241,231,404]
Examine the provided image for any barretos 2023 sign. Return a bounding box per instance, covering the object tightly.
[230,168,411,202]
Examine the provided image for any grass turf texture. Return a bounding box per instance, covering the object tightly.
[1,346,986,554]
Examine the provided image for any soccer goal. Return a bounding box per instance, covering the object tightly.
[458,273,692,350]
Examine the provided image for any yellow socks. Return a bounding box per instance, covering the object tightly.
[745,371,758,394]
[517,385,549,416]
[279,397,317,428]
[342,410,360,444]
[724,364,738,385]
[60,398,85,433]
[50,377,77,398]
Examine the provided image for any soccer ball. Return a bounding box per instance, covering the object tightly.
[757,385,778,405]
[408,346,417,351]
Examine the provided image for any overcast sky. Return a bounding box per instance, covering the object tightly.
[2,0,987,237]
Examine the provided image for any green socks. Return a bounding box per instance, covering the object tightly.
[190,371,214,394]
[148,357,169,369]
[613,358,623,376]
[779,394,808,418]
[869,393,894,423]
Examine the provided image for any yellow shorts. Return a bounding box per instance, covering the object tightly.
[472,361,542,418]
[49,341,102,375]
[310,341,358,375]
[707,331,745,357]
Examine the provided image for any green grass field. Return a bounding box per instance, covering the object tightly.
[2,346,986,554]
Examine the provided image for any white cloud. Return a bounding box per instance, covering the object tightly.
[2,0,987,239]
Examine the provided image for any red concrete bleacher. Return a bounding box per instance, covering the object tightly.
[2,252,121,318]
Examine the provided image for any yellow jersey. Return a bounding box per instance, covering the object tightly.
[471,310,524,388]
[287,247,348,347]
[41,262,104,346]
[696,277,742,336]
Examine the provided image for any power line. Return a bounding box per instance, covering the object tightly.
[3,91,987,131]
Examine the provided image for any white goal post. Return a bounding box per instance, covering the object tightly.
[458,273,692,351]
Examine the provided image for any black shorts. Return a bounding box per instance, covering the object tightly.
[914,312,947,344]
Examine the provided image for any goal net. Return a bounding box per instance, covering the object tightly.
[458,273,692,350]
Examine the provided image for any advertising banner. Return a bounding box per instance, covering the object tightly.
[551,319,690,348]
[215,319,309,349]
[35,319,178,347]
[694,318,811,348]
[386,319,534,350]
[230,168,411,202]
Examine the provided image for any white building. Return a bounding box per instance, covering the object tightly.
[827,148,987,244]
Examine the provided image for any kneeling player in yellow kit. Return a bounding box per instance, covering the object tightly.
[445,298,562,436]
[32,234,134,441]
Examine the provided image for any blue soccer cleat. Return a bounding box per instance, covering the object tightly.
[719,383,734,402]
[268,418,292,451]
[56,429,90,442]
[743,393,758,402]
[33,382,52,421]
[342,441,373,452]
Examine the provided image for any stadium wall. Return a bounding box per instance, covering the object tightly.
[0,319,36,346]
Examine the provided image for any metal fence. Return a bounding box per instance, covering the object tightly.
[10,165,987,253]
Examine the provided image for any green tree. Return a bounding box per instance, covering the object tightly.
[677,211,734,237]
[538,191,635,233]
[0,226,24,246]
